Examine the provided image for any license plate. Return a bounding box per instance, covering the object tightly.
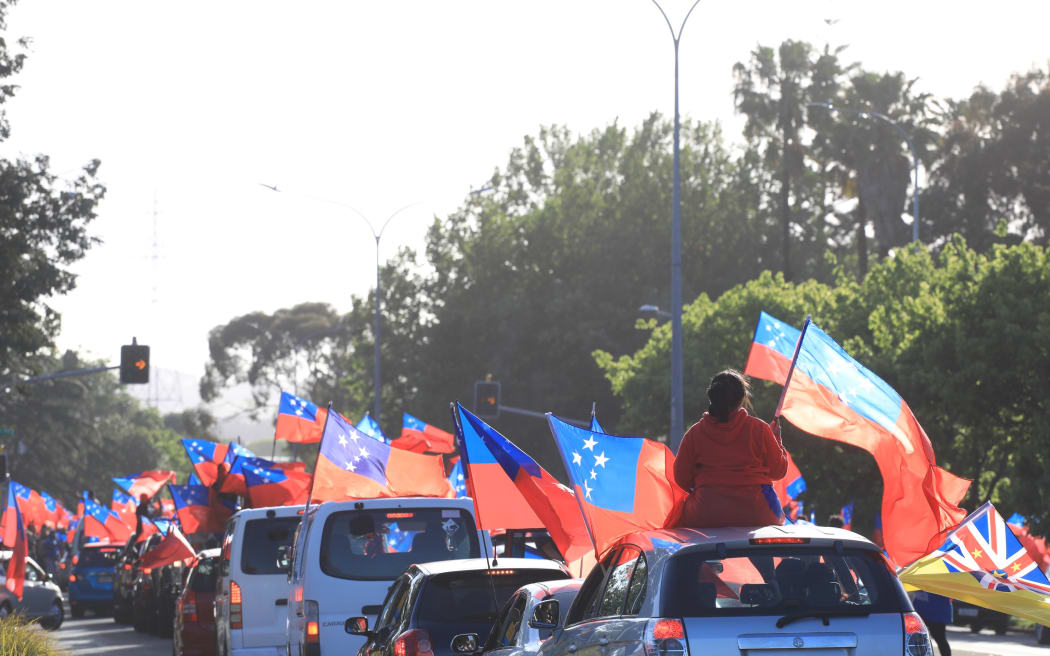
[958,608,978,617]
[96,575,113,584]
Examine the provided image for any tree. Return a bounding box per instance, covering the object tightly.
[0,0,105,379]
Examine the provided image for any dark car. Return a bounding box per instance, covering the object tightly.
[69,544,121,617]
[133,557,184,636]
[174,548,220,656]
[113,533,163,624]
[953,599,1010,634]
[348,558,570,656]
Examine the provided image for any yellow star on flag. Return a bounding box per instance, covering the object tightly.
[1012,562,1023,573]
[972,548,983,559]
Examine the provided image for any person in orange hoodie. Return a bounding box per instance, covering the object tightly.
[673,369,788,528]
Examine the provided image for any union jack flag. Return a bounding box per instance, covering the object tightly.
[935,501,1050,595]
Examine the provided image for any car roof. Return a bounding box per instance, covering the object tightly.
[519,578,584,599]
[412,557,568,577]
[616,524,879,557]
[232,505,305,520]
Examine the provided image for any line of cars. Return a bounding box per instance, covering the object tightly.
[164,493,943,656]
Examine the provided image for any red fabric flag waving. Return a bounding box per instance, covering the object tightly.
[113,471,177,500]
[138,525,195,570]
[3,485,27,600]
[746,312,970,566]
[392,413,456,454]
[275,392,328,443]
[311,411,454,503]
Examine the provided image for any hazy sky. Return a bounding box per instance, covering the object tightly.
[3,1,1047,395]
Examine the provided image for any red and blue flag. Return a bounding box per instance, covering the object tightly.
[745,312,971,567]
[187,473,202,486]
[771,449,806,509]
[841,501,855,530]
[1006,514,1049,571]
[2,485,27,600]
[182,438,230,487]
[112,487,137,529]
[547,413,686,556]
[169,484,233,533]
[447,458,467,497]
[38,491,59,529]
[243,461,312,508]
[113,470,176,500]
[83,496,132,544]
[356,413,387,443]
[10,482,39,531]
[312,410,453,502]
[393,412,456,454]
[275,391,327,443]
[456,403,590,562]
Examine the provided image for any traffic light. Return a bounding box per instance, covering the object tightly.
[474,380,501,419]
[120,342,150,384]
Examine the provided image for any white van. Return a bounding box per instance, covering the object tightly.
[214,505,304,656]
[286,497,486,656]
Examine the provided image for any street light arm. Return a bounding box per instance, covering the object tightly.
[650,0,702,42]
[376,202,423,242]
[259,182,382,239]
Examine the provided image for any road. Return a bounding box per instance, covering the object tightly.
[50,612,170,656]
[947,624,1047,656]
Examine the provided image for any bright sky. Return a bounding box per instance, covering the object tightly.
[3,1,1047,400]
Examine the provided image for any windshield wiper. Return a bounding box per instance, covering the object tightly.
[776,609,871,628]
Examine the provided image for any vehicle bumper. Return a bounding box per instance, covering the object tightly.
[231,648,286,656]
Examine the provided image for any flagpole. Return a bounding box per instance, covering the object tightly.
[449,402,494,569]
[773,316,812,419]
[304,402,334,513]
[546,413,600,561]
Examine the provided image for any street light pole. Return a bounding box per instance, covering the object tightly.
[652,0,702,452]
[808,102,921,242]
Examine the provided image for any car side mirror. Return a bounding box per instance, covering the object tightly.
[451,633,480,654]
[345,616,370,636]
[529,599,560,630]
[276,545,292,573]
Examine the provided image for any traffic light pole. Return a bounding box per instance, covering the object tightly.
[499,404,590,429]
[2,365,119,390]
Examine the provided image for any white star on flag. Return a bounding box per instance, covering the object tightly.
[359,446,369,458]
[571,451,582,465]
[590,470,597,480]
[338,434,348,447]
[583,481,593,499]
[594,451,609,468]
[346,460,357,471]
[582,436,598,451]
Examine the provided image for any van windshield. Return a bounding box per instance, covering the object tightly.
[77,547,120,568]
[661,547,910,617]
[320,508,479,581]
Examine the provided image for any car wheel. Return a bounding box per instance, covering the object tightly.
[995,621,1008,636]
[71,605,86,619]
[0,603,11,619]
[970,622,983,633]
[1037,623,1050,645]
[42,600,64,631]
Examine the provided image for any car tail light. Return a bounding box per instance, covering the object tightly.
[143,567,153,575]
[68,574,77,583]
[903,612,933,656]
[182,589,198,623]
[304,600,320,644]
[230,581,243,629]
[123,563,132,570]
[644,618,688,656]
[59,562,66,570]
[749,537,810,544]
[394,628,434,656]
[72,555,78,565]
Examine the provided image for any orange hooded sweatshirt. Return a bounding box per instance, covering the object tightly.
[673,408,788,491]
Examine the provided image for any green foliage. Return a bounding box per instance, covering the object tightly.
[0,614,64,656]
[597,239,1050,534]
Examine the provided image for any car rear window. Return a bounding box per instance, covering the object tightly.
[418,569,569,623]
[319,508,479,581]
[661,546,910,617]
[78,547,120,568]
[189,556,220,592]
[241,517,300,575]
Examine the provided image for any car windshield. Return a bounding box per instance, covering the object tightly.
[319,508,479,581]
[418,569,568,624]
[661,546,909,617]
[78,547,120,568]
[189,556,220,592]
[241,517,300,575]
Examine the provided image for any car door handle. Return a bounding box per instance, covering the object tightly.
[568,646,577,654]
[275,599,288,606]
[599,638,609,647]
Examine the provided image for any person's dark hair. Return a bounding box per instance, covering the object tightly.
[707,369,750,422]
[827,514,845,528]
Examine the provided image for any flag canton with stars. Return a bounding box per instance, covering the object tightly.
[113,488,134,505]
[403,413,427,433]
[11,482,31,501]
[39,491,57,513]
[321,413,389,486]
[461,408,541,479]
[447,459,467,497]
[936,502,1050,595]
[755,311,802,360]
[552,420,643,513]
[170,484,210,508]
[357,414,387,443]
[279,392,319,421]
[182,439,221,465]
[243,462,291,486]
[796,323,905,437]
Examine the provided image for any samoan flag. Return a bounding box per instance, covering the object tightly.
[385,523,418,553]
[83,497,131,543]
[771,450,807,509]
[841,501,855,530]
[900,502,1050,627]
[112,487,137,529]
[392,412,456,454]
[182,438,230,487]
[447,458,468,497]
[2,484,27,600]
[242,459,311,508]
[590,414,605,434]
[357,413,387,443]
[9,482,36,529]
[547,413,686,555]
[187,473,202,487]
[169,484,232,533]
[113,471,176,500]
[311,410,453,502]
[38,491,59,529]
[275,391,327,443]
[744,311,970,567]
[456,403,590,562]
[220,454,267,496]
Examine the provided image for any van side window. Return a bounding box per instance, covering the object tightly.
[566,548,618,625]
[624,551,648,615]
[598,546,642,617]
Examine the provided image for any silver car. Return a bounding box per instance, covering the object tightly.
[534,524,934,656]
[457,579,582,656]
[0,552,65,629]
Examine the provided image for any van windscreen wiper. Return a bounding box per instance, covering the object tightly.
[776,609,871,628]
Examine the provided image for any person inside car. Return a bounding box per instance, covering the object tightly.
[673,369,788,528]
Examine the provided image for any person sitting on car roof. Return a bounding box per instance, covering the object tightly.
[672,369,788,528]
